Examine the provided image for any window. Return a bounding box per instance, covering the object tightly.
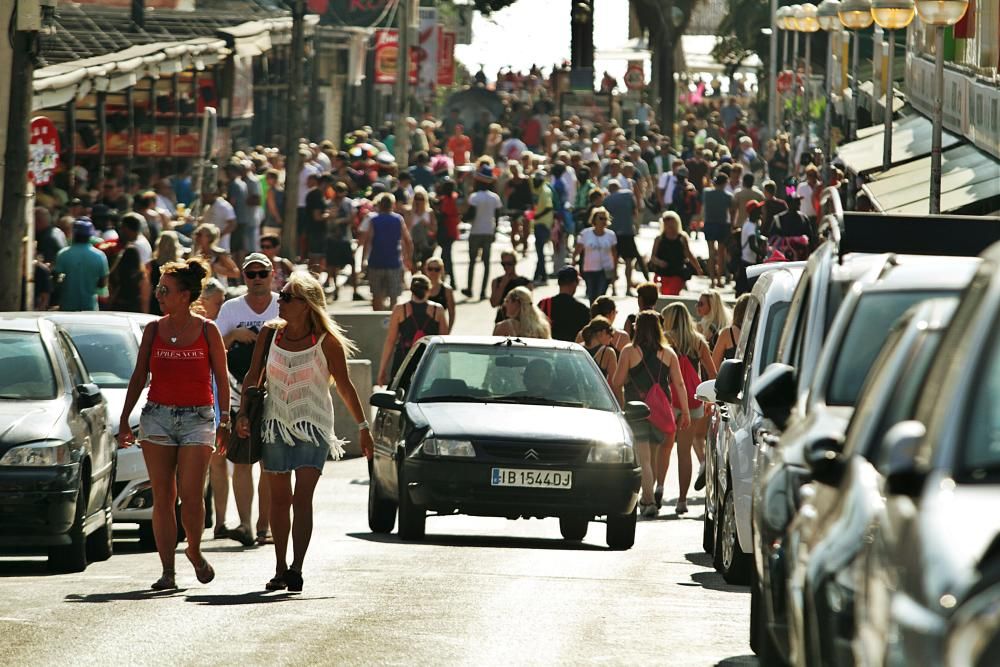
[962,330,1000,479]
[56,333,87,387]
[60,324,138,389]
[762,302,791,368]
[0,332,57,400]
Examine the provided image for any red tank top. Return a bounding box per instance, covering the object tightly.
[147,321,214,406]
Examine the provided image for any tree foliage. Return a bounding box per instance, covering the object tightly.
[713,0,771,69]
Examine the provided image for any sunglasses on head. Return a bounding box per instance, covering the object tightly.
[244,270,271,280]
[277,291,303,303]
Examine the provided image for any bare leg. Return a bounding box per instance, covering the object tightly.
[177,445,213,566]
[232,462,254,531]
[693,415,709,465]
[208,451,229,530]
[676,427,696,502]
[636,441,655,505]
[707,241,719,285]
[267,472,293,575]
[290,467,322,572]
[256,469,271,537]
[141,442,179,573]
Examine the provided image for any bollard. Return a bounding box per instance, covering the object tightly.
[331,359,372,458]
[329,310,392,367]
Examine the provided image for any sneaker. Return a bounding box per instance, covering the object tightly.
[675,500,688,516]
[694,465,706,491]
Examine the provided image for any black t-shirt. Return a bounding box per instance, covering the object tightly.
[542,293,591,342]
[305,188,328,231]
[37,227,65,265]
[494,275,532,323]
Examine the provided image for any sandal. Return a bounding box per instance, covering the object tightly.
[187,551,215,584]
[265,572,287,591]
[256,529,273,546]
[151,570,176,590]
[213,524,229,540]
[228,525,255,547]
[284,569,303,592]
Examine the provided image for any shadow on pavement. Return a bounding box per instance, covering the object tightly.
[689,570,750,593]
[65,589,189,603]
[684,551,714,568]
[0,559,60,577]
[347,532,609,551]
[715,655,759,666]
[185,591,323,606]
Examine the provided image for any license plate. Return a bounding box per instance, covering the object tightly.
[490,468,573,489]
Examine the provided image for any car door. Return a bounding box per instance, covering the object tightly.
[375,342,428,497]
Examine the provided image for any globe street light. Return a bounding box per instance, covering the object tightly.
[915,0,969,213]
[838,0,873,141]
[871,0,915,172]
[776,6,792,128]
[797,4,820,173]
[817,0,842,181]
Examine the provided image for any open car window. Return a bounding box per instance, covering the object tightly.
[411,345,617,412]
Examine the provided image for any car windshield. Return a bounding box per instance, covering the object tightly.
[0,331,57,400]
[59,323,138,389]
[411,344,618,411]
[826,291,944,406]
[761,302,790,367]
[964,330,1000,478]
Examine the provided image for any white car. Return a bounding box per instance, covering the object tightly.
[698,263,803,584]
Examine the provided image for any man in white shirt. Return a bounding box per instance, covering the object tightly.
[463,180,503,300]
[202,190,237,251]
[215,252,280,547]
[657,159,683,210]
[796,165,820,220]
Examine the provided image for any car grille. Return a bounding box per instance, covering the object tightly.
[477,441,589,465]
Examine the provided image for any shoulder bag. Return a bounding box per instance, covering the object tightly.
[227,326,276,465]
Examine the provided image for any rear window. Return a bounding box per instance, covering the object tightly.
[826,291,944,406]
[59,323,138,389]
[0,331,57,400]
[761,302,790,367]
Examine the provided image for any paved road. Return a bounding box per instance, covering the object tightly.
[0,455,755,666]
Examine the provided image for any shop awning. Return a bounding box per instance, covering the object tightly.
[835,113,961,176]
[862,143,1000,215]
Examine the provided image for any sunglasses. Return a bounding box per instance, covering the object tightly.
[244,270,271,280]
[260,244,276,250]
[154,285,170,297]
[501,262,515,267]
[277,291,303,303]
[594,216,608,221]
[425,267,442,273]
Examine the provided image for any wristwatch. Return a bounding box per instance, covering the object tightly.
[358,420,371,431]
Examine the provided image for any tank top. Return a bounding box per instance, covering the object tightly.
[655,235,686,277]
[587,344,611,378]
[625,347,672,403]
[147,320,214,406]
[392,302,440,374]
[261,332,344,458]
[369,213,403,269]
[428,285,449,309]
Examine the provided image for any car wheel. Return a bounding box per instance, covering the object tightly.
[48,482,88,573]
[715,485,751,584]
[559,516,589,541]
[137,521,157,551]
[396,463,425,541]
[368,471,397,534]
[85,484,114,563]
[606,506,637,550]
[703,513,715,554]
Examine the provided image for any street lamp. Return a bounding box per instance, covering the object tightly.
[838,0,873,141]
[817,0,842,181]
[915,0,969,213]
[871,0,915,172]
[797,3,820,171]
[776,6,791,128]
[785,6,802,130]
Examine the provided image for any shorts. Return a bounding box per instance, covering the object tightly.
[139,402,216,449]
[262,432,330,474]
[630,419,673,445]
[368,267,403,299]
[306,221,327,256]
[616,234,640,260]
[675,404,706,421]
[326,238,354,267]
[704,222,731,242]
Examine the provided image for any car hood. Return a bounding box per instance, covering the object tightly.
[920,480,1000,602]
[0,400,65,447]
[410,403,628,444]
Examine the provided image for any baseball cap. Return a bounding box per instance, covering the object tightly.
[73,218,95,240]
[557,265,580,285]
[241,252,273,270]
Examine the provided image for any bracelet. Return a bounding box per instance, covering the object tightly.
[357,420,370,431]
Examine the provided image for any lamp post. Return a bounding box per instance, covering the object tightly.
[818,0,841,180]
[768,0,780,133]
[915,0,970,213]
[786,6,802,129]
[871,0,915,172]
[838,0,874,141]
[797,4,820,171]
[776,6,790,128]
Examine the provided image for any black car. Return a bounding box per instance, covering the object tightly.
[0,316,116,572]
[367,336,646,549]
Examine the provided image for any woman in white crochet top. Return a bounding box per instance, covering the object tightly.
[236,272,372,592]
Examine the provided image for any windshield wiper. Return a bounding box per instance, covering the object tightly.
[489,396,586,408]
[493,337,528,346]
[416,395,486,403]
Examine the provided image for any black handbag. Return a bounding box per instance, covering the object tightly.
[227,327,276,465]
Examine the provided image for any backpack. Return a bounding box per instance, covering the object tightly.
[641,353,677,435]
[671,353,703,411]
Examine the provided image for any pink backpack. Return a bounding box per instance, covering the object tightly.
[671,353,704,412]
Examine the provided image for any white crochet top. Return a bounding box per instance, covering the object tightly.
[261,333,345,459]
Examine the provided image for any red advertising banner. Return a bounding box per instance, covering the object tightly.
[373,29,418,85]
[437,30,455,86]
[171,130,201,157]
[29,117,61,186]
[105,130,132,156]
[137,130,170,156]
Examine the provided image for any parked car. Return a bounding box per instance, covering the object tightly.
[0,316,115,572]
[852,243,1000,667]
[367,335,646,549]
[785,297,958,666]
[697,262,803,583]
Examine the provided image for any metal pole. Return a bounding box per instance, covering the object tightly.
[394,0,411,167]
[281,0,305,258]
[882,29,894,172]
[768,0,779,134]
[850,30,860,141]
[792,31,800,121]
[782,28,790,128]
[929,25,944,214]
[824,31,834,182]
[803,35,811,166]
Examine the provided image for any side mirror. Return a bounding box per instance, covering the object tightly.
[805,434,846,486]
[753,363,797,430]
[883,420,928,497]
[695,380,717,404]
[370,390,404,411]
[624,400,651,421]
[714,359,745,404]
[75,383,103,410]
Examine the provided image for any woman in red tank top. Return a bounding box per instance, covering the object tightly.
[118,258,231,591]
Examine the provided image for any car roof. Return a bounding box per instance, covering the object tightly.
[422,335,583,351]
[42,311,139,327]
[753,264,803,302]
[0,315,45,333]
[864,255,981,292]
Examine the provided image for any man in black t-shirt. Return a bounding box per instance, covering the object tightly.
[538,266,591,342]
[304,173,330,275]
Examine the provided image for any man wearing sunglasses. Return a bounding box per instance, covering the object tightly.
[215,252,279,547]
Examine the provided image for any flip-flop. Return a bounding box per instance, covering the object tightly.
[187,552,215,584]
[151,571,176,590]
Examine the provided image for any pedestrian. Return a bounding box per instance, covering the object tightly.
[660,303,717,514]
[324,181,356,299]
[530,170,556,285]
[304,173,331,280]
[53,219,109,312]
[108,245,150,313]
[258,233,296,293]
[462,167,502,300]
[577,296,631,352]
[504,162,533,255]
[737,201,767,296]
[362,193,413,311]
[150,231,182,316]
[573,207,618,303]
[670,168,700,235]
[700,173,733,288]
[649,211,703,295]
[192,223,241,282]
[493,286,551,339]
[407,186,437,273]
[423,257,455,332]
[712,293,750,369]
[225,163,252,261]
[200,189,237,253]
[489,250,532,324]
[580,316,620,395]
[537,266,591,341]
[610,311,690,518]
[796,165,822,228]
[695,289,731,349]
[117,257,230,590]
[602,181,642,294]
[434,178,460,287]
[446,123,472,167]
[235,273,372,592]
[377,275,448,386]
[216,252,280,547]
[262,169,284,233]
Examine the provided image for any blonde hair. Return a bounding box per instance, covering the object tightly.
[505,286,551,339]
[589,206,611,227]
[698,289,731,338]
[153,230,181,265]
[660,211,688,239]
[274,272,358,359]
[661,302,707,358]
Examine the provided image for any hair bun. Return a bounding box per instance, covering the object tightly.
[186,256,209,282]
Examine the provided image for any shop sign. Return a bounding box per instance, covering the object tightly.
[373,29,418,85]
[171,130,201,157]
[437,30,455,86]
[137,130,170,156]
[29,117,60,186]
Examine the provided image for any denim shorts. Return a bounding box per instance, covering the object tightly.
[139,402,216,449]
[262,432,330,474]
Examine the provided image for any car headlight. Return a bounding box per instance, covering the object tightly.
[587,444,635,464]
[945,581,1000,667]
[422,438,475,458]
[0,441,71,466]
